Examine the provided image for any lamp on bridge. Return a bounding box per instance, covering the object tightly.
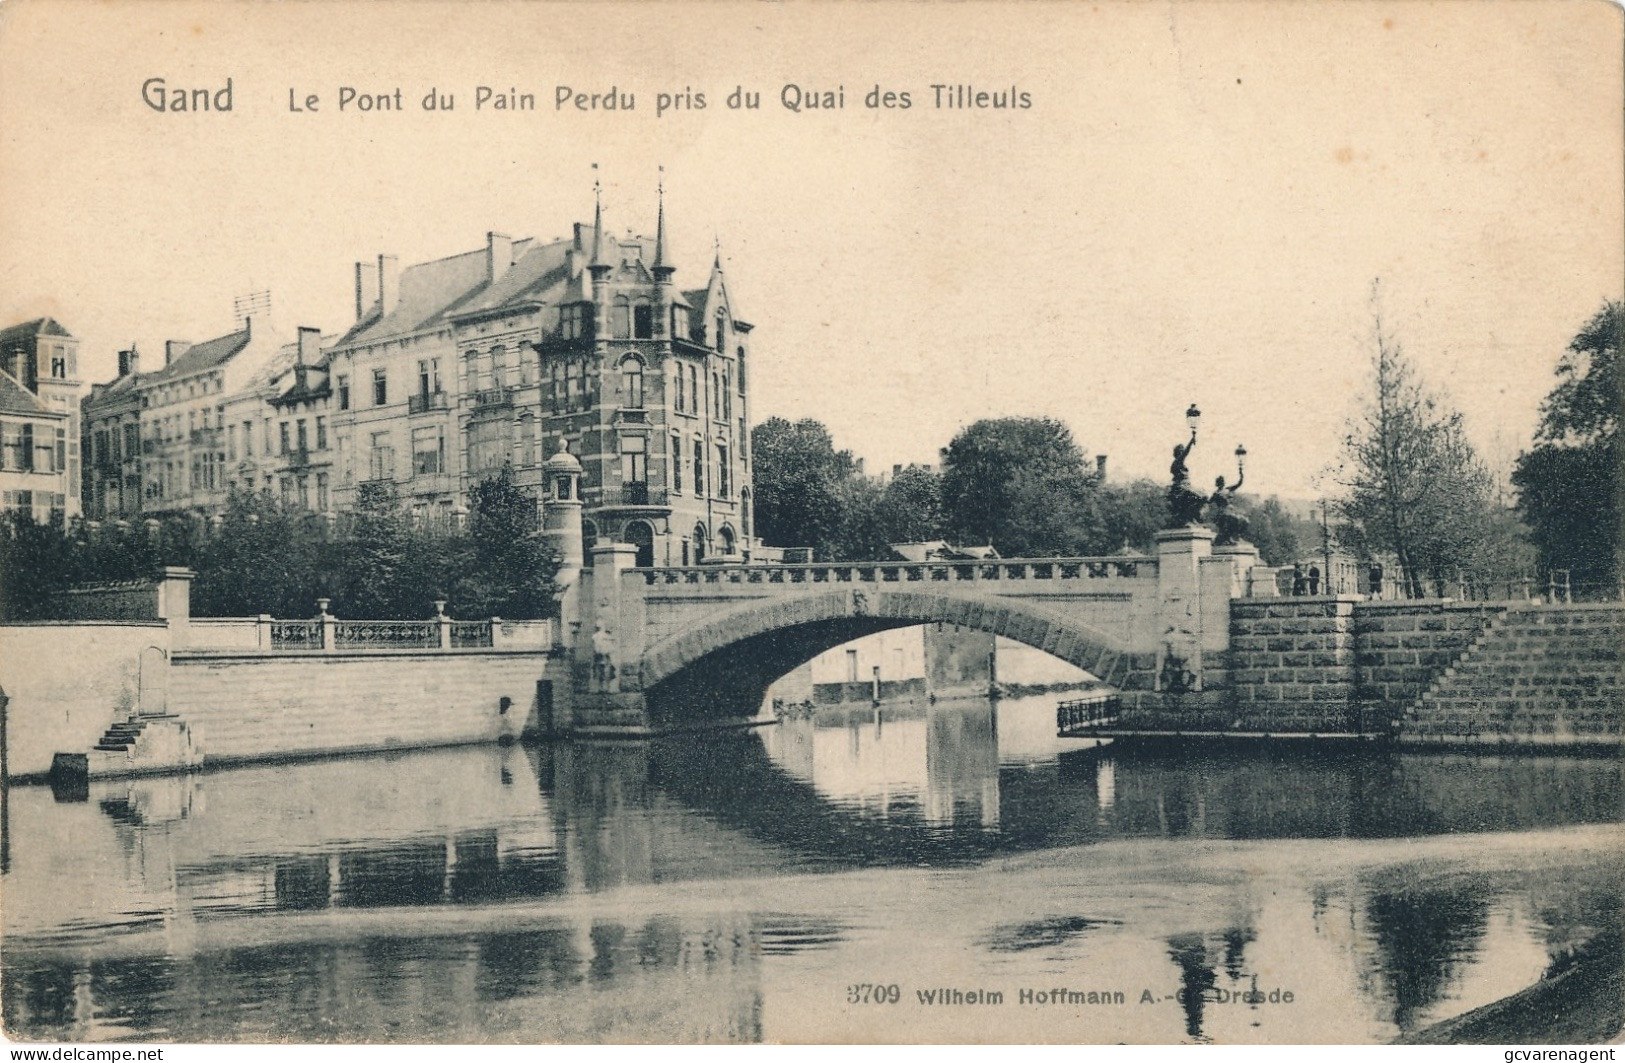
[1234,443,1247,478]
[1185,403,1202,437]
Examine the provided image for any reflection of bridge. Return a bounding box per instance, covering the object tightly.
[565,531,1269,730]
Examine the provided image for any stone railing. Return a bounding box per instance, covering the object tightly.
[182,602,551,653]
[639,556,1154,587]
[270,619,323,650]
[333,620,440,649]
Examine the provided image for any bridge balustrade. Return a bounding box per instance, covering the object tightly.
[637,556,1153,588]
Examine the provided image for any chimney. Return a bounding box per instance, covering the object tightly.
[486,231,513,285]
[893,464,902,476]
[297,326,321,366]
[165,340,190,367]
[1095,454,1108,478]
[354,260,379,322]
[377,254,400,316]
[118,347,141,377]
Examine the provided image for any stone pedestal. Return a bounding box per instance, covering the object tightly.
[1212,541,1263,597]
[1154,526,1215,691]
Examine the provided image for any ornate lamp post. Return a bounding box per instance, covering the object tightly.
[1166,404,1206,527]
[1234,443,1247,478]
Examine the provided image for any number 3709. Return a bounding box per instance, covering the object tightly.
[847,983,901,1004]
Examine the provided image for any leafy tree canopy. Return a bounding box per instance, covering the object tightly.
[1513,301,1622,587]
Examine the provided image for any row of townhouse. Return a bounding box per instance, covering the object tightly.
[81,192,759,567]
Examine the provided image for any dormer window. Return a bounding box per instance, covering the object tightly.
[714,312,726,352]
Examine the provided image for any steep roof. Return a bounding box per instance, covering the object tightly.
[451,238,576,319]
[335,225,690,347]
[0,318,73,347]
[0,368,52,415]
[143,328,252,384]
[337,233,592,347]
[82,369,142,416]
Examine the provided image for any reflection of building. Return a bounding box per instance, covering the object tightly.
[0,318,82,521]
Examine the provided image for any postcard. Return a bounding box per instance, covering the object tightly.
[0,0,1621,1048]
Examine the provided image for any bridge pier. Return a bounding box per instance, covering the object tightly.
[567,541,655,733]
[1151,526,1237,694]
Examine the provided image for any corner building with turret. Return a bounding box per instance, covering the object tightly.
[327,188,755,567]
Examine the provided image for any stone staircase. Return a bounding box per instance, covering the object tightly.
[81,713,203,776]
[1400,605,1625,746]
[92,714,178,752]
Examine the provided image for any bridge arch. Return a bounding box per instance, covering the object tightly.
[637,587,1153,721]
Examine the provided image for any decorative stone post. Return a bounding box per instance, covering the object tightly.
[157,567,194,650]
[317,597,335,652]
[433,599,451,649]
[542,444,585,648]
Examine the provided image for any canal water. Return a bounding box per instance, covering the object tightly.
[2,693,1621,1044]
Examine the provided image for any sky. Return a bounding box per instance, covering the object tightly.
[0,0,1619,499]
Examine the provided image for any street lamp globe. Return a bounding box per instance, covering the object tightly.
[1185,404,1202,435]
[1235,443,1247,474]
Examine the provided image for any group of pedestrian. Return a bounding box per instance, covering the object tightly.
[1288,562,1385,598]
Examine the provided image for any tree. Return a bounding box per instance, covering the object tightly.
[191,488,321,617]
[876,463,945,546]
[1513,301,1622,589]
[1240,496,1315,568]
[940,417,1106,556]
[0,511,73,620]
[458,464,559,618]
[1336,296,1527,597]
[333,480,415,618]
[1098,479,1168,554]
[750,417,856,554]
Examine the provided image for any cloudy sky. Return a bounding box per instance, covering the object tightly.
[1,0,1619,498]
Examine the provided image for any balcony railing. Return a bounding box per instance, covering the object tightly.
[472,387,512,409]
[616,483,670,507]
[409,391,449,414]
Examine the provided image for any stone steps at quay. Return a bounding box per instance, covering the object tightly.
[91,714,179,752]
[1403,606,1625,742]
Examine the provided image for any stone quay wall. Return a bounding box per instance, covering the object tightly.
[1353,601,1507,710]
[168,650,562,765]
[1221,599,1622,744]
[1226,598,1360,733]
[0,616,568,780]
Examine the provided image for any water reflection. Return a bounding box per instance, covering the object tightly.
[3,695,1621,1044]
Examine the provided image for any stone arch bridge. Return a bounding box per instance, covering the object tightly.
[565,530,1269,732]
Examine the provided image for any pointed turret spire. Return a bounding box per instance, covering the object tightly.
[712,233,723,272]
[589,164,610,273]
[652,166,674,278]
